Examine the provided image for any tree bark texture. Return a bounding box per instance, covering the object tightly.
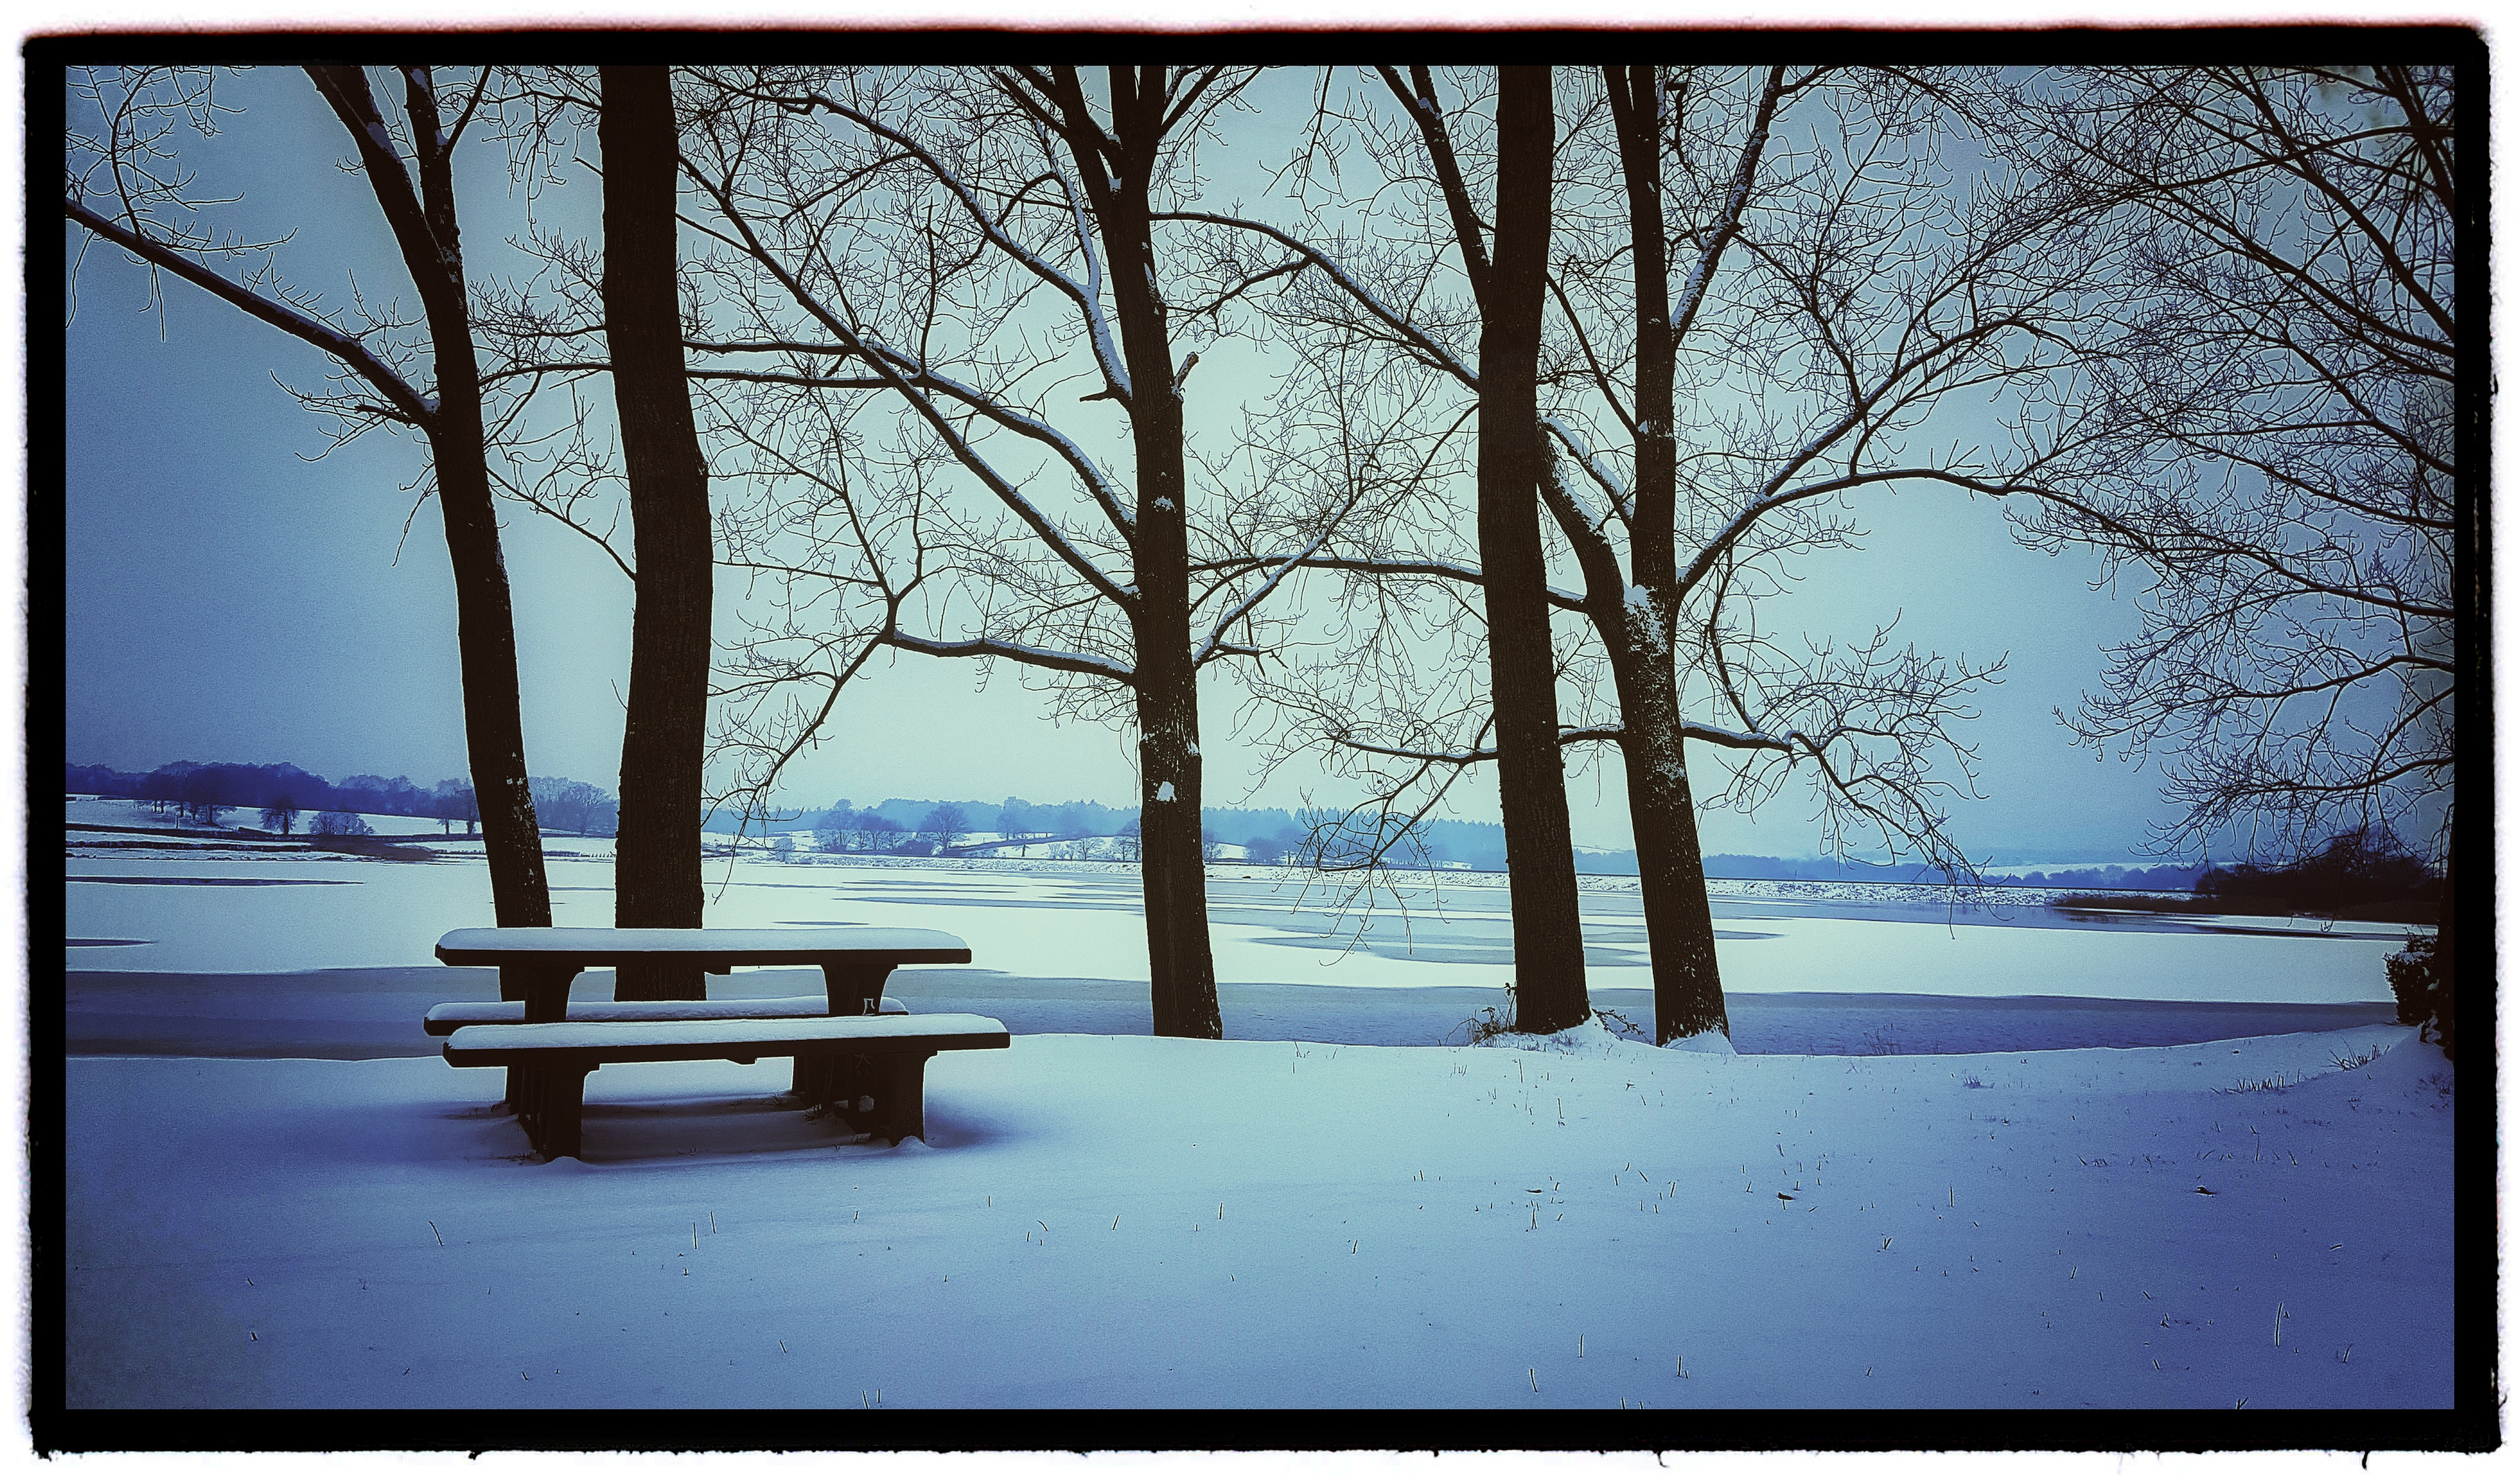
[1612,658,1728,1041]
[1605,63,1728,1044]
[305,65,552,933]
[428,364,553,934]
[1056,66,1224,1040]
[601,66,714,1001]
[1480,67,1591,1034]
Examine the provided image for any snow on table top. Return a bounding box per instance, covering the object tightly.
[434,926,971,965]
[441,1012,1009,1055]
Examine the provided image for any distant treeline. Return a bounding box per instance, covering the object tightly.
[1975,862,2208,890]
[732,797,1525,868]
[2046,829,2441,924]
[2104,829,2436,919]
[69,761,2237,883]
[65,761,621,836]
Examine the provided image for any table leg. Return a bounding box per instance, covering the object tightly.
[818,961,896,1017]
[490,966,581,1111]
[520,965,583,1024]
[799,962,894,1097]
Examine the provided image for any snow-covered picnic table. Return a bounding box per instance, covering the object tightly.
[432,925,973,1021]
[430,926,994,1157]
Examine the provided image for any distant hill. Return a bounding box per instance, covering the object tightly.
[73,761,2191,886]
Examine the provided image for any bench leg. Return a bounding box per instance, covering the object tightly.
[871,1052,935,1145]
[806,1053,877,1126]
[512,1062,595,1160]
[509,1059,547,1149]
[793,1053,879,1104]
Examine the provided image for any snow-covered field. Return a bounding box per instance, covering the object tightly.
[66,1021,2450,1408]
[58,800,2458,1411]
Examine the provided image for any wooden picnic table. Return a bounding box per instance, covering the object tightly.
[431,925,981,1149]
[433,926,973,1022]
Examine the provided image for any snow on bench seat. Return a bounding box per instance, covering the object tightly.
[441,1012,1007,1060]
[422,995,906,1037]
[442,1012,1011,1159]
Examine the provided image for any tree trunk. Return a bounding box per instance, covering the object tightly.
[1136,679,1221,1039]
[601,65,714,1001]
[1068,65,1224,1040]
[1481,66,1589,1035]
[425,408,550,930]
[1606,63,1727,1045]
[309,65,553,930]
[1614,660,1728,1042]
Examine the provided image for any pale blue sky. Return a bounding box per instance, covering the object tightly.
[65,65,2189,863]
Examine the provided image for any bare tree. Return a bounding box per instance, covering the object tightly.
[66,66,553,928]
[177,767,226,826]
[1472,65,1594,1035]
[674,65,1361,1040]
[1531,66,2091,1041]
[432,778,480,836]
[1992,65,2462,1052]
[1203,67,2088,1043]
[261,795,302,835]
[920,803,972,852]
[601,65,716,999]
[531,776,614,838]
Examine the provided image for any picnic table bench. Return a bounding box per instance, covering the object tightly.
[443,1014,1010,1158]
[429,926,996,1159]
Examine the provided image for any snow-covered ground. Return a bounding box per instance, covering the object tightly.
[65,1021,2450,1407]
[58,800,2457,1411]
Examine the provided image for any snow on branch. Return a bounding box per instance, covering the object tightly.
[681,165,1138,612]
[1538,416,1633,527]
[1192,486,1368,670]
[781,87,1134,407]
[884,630,1136,685]
[679,335,1137,544]
[1036,128,1136,407]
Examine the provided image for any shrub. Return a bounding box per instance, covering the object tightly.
[1453,1005,1513,1046]
[309,810,374,837]
[2386,934,2452,1057]
[2194,828,2438,918]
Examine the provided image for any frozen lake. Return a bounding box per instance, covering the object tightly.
[63,844,2414,1059]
